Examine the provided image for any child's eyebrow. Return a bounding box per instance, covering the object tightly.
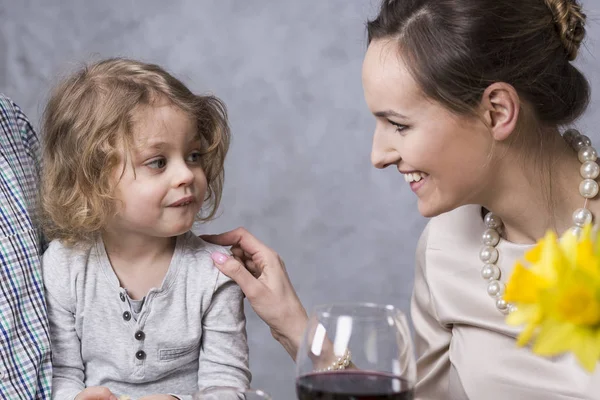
[136,136,202,153]
[134,140,169,152]
[147,141,169,150]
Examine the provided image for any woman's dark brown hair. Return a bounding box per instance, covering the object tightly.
[367,0,589,126]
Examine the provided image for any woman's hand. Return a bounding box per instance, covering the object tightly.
[74,387,118,400]
[203,227,308,360]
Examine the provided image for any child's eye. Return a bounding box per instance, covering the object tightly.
[187,151,202,164]
[146,158,167,169]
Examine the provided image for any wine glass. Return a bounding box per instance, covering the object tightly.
[193,387,272,400]
[295,303,416,400]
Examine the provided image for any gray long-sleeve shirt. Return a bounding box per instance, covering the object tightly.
[42,232,251,400]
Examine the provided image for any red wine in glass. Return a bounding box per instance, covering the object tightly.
[296,371,414,400]
[295,304,416,400]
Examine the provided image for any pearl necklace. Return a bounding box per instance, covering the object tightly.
[480,129,599,315]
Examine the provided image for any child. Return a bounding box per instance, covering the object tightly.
[40,58,250,400]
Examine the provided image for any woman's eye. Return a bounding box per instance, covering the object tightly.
[146,158,166,169]
[389,120,407,133]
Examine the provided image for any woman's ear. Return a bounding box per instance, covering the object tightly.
[479,82,520,142]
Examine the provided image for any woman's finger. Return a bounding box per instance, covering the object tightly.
[231,246,245,260]
[211,252,261,299]
[246,260,261,277]
[202,227,272,256]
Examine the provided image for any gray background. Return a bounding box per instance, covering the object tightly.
[1,1,599,399]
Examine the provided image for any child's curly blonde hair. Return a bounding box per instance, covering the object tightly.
[41,58,230,245]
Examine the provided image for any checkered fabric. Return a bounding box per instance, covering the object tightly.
[0,93,51,399]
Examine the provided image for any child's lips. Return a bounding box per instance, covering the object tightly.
[169,196,196,207]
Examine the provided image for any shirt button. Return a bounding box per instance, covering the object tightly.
[134,331,145,341]
[0,370,5,380]
[122,311,131,321]
[135,350,146,360]
[120,293,126,302]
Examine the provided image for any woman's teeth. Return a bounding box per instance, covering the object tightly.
[404,172,428,183]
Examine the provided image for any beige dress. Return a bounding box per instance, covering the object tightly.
[412,205,600,400]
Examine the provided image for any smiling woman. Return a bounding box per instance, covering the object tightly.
[363,39,494,218]
[202,0,600,399]
[361,1,599,396]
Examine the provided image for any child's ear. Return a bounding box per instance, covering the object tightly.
[479,82,520,142]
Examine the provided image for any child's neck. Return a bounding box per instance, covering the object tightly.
[102,231,175,262]
[101,230,176,300]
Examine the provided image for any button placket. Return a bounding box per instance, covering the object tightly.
[133,324,146,367]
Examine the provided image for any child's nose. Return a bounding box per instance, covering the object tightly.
[174,162,195,187]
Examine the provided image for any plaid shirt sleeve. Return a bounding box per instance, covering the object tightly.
[0,93,52,399]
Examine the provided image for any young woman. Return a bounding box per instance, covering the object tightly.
[206,0,599,398]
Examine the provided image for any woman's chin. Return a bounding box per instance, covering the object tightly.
[417,198,454,219]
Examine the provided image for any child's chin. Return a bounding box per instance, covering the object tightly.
[168,222,195,236]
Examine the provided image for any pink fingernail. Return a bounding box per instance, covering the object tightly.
[211,252,229,264]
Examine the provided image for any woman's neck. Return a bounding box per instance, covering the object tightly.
[480,131,600,244]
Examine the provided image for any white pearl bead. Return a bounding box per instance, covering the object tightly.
[487,280,505,297]
[484,213,502,229]
[508,304,518,314]
[563,129,579,144]
[573,208,593,227]
[572,136,589,151]
[480,246,499,263]
[563,128,580,144]
[482,229,500,246]
[496,298,508,311]
[579,135,592,146]
[578,146,598,163]
[580,161,600,179]
[481,263,501,280]
[571,226,583,238]
[580,179,599,198]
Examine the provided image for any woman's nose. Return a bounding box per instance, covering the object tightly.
[371,131,399,169]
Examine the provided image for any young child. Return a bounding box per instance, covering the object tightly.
[40,58,250,400]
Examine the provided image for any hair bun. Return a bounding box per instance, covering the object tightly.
[544,0,586,61]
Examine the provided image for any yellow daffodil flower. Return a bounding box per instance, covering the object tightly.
[505,225,600,372]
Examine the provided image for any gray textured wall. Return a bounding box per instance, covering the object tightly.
[1,1,599,399]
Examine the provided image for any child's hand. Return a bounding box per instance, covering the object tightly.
[138,395,178,400]
[75,386,118,400]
